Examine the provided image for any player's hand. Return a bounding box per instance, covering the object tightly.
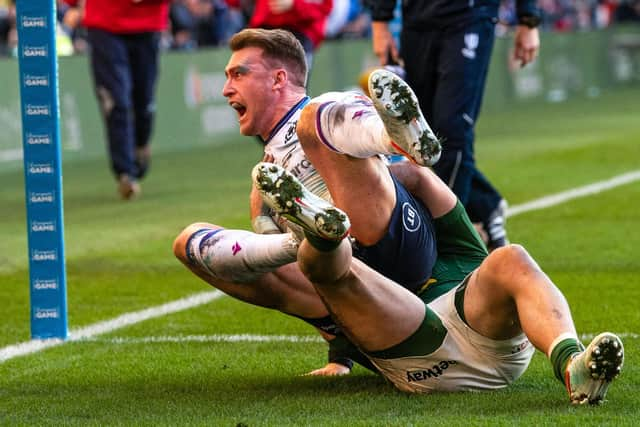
[304,362,351,376]
[268,0,294,14]
[371,21,400,66]
[512,26,540,68]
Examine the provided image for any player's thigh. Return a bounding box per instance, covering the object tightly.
[462,251,522,340]
[304,145,396,244]
[311,257,426,352]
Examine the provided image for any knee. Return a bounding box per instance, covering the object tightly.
[172,222,220,263]
[482,244,538,288]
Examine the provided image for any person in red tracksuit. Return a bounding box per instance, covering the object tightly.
[226,0,332,70]
[63,0,170,200]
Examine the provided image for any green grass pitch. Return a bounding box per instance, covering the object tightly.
[1,87,639,425]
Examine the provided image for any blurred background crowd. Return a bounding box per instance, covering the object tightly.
[1,0,639,57]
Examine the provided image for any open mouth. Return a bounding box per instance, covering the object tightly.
[230,102,247,119]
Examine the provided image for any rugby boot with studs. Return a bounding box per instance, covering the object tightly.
[368,69,441,167]
[565,332,624,405]
[252,162,350,242]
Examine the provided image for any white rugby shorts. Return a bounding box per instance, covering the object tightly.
[368,284,535,393]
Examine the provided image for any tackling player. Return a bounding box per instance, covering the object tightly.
[255,155,624,403]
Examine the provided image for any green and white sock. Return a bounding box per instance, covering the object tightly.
[548,333,585,385]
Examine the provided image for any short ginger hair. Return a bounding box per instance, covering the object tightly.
[229,28,308,88]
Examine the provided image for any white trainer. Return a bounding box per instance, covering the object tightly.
[368,69,441,167]
[565,332,624,405]
[251,162,350,242]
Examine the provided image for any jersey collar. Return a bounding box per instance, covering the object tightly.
[263,96,310,144]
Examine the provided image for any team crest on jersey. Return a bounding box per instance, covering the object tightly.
[462,33,479,59]
[284,122,297,145]
[402,202,421,232]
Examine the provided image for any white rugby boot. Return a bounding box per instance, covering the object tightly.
[565,332,624,405]
[486,198,509,251]
[252,162,350,242]
[368,69,441,167]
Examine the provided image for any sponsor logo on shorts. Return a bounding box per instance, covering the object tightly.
[402,202,421,232]
[511,340,530,354]
[29,191,55,204]
[34,278,59,290]
[406,360,457,382]
[21,16,47,29]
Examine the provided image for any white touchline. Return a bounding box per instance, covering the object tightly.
[0,291,223,363]
[506,170,640,218]
[83,334,326,344]
[2,169,639,363]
